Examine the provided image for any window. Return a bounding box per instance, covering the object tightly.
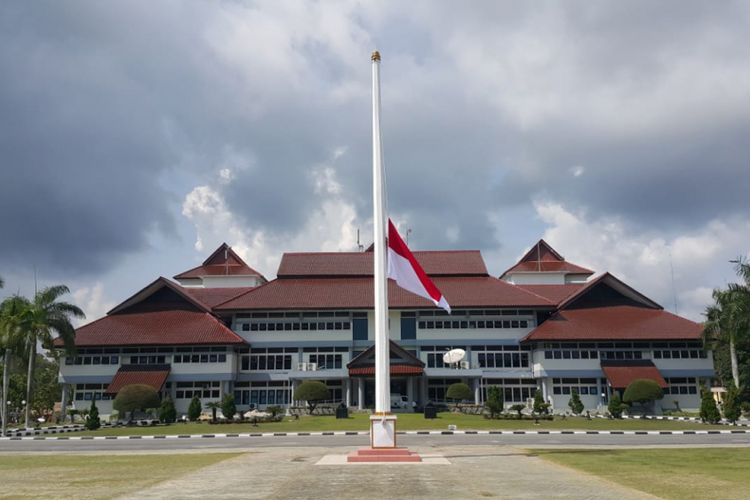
[552,378,598,397]
[663,377,698,395]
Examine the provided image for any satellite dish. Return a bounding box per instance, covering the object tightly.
[443,348,466,365]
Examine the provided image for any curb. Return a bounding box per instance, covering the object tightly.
[2,428,749,441]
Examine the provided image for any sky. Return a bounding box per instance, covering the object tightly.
[1,1,749,323]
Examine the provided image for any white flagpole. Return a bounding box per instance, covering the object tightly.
[371,50,391,417]
[368,50,398,449]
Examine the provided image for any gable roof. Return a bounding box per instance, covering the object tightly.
[107,277,212,315]
[214,275,554,311]
[276,250,488,278]
[174,243,266,280]
[557,273,662,310]
[500,239,594,278]
[347,340,425,368]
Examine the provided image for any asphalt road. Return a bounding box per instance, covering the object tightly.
[2,432,750,453]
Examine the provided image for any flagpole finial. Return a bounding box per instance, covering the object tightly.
[371,51,381,61]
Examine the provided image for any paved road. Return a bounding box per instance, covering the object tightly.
[2,432,750,453]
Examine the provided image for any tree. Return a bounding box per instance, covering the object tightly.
[221,394,237,420]
[159,397,177,424]
[700,388,721,424]
[446,382,473,409]
[568,389,584,415]
[533,389,549,415]
[85,398,101,430]
[622,379,664,413]
[113,384,160,422]
[723,385,741,424]
[188,396,202,421]
[608,392,625,418]
[510,403,525,419]
[293,381,330,414]
[485,385,504,418]
[205,401,221,423]
[0,295,30,435]
[21,285,85,427]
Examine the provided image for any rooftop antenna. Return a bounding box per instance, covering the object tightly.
[668,249,678,314]
[406,228,412,246]
[357,228,364,252]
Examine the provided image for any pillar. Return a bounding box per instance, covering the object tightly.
[60,383,69,424]
[473,378,480,405]
[345,378,352,407]
[420,376,428,404]
[406,377,414,403]
[357,378,365,410]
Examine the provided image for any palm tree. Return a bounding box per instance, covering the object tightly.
[205,401,221,423]
[21,285,84,428]
[704,258,750,390]
[1,295,30,436]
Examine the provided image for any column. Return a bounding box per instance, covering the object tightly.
[406,377,414,403]
[357,378,365,410]
[60,383,69,424]
[473,378,480,405]
[345,379,352,407]
[420,376,428,404]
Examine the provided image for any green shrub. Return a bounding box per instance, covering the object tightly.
[723,386,741,424]
[485,386,504,418]
[113,384,161,422]
[700,388,721,424]
[267,405,284,418]
[293,381,330,414]
[510,403,525,419]
[608,392,625,418]
[221,394,237,420]
[188,396,202,422]
[533,389,550,415]
[446,383,473,407]
[84,398,101,430]
[205,401,221,422]
[623,379,664,405]
[568,389,584,415]
[158,397,177,423]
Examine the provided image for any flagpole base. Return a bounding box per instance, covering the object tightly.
[369,414,397,448]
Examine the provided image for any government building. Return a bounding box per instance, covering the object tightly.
[56,240,713,418]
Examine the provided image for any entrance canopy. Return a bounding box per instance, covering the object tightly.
[347,340,424,377]
[601,360,667,389]
[106,364,170,394]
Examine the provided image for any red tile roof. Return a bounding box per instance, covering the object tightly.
[523,305,703,342]
[517,284,585,305]
[601,361,668,389]
[105,365,170,394]
[349,365,424,376]
[182,287,255,308]
[174,243,265,280]
[500,239,594,278]
[215,276,553,310]
[277,250,488,277]
[57,309,245,347]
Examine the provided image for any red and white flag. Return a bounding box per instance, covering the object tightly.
[387,219,451,313]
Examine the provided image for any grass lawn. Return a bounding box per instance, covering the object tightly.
[0,452,241,499]
[533,447,750,500]
[75,413,730,436]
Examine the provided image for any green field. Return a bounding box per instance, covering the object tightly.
[0,453,241,499]
[533,447,750,500]
[74,413,732,436]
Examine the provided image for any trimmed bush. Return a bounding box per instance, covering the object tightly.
[85,398,101,430]
[723,386,741,424]
[266,405,284,418]
[446,383,473,407]
[622,379,664,405]
[485,386,504,418]
[608,392,625,418]
[159,397,177,423]
[293,381,330,414]
[568,389,584,415]
[188,396,202,422]
[700,388,721,424]
[113,384,161,422]
[533,389,550,415]
[221,394,237,420]
[510,403,525,419]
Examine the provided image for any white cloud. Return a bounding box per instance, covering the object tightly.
[570,165,585,177]
[72,283,116,326]
[532,200,750,321]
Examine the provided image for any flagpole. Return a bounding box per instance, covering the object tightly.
[370,50,395,448]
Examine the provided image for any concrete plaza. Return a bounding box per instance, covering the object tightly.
[120,445,656,499]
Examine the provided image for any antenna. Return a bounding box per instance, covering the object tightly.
[406,228,412,246]
[668,250,678,314]
[357,229,364,252]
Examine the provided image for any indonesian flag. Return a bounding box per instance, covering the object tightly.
[387,219,451,313]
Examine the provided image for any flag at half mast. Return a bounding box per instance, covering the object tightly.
[387,219,451,314]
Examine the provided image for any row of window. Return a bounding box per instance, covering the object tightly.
[308,353,344,370]
[545,350,599,360]
[241,354,293,371]
[664,377,699,395]
[418,319,529,330]
[174,381,221,400]
[417,309,534,317]
[66,355,119,366]
[542,342,703,349]
[173,353,227,364]
[654,350,707,360]
[480,379,539,403]
[551,378,604,396]
[242,321,351,332]
[477,352,530,369]
[73,383,112,401]
[127,355,166,365]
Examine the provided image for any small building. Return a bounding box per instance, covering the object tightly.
[57,240,712,417]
